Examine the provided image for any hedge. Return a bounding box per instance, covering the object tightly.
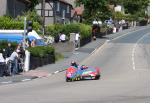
[45,23,92,39]
[27,46,55,58]
[0,16,40,30]
[27,46,55,69]
[0,40,55,60]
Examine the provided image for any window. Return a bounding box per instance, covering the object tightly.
[57,2,60,12]
[67,5,70,13]
[62,10,66,19]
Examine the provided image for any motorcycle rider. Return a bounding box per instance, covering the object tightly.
[70,61,78,68]
[80,65,88,70]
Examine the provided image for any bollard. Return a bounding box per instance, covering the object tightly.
[24,50,30,72]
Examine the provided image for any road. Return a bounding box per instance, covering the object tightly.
[1,26,150,103]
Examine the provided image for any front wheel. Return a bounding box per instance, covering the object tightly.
[95,75,100,80]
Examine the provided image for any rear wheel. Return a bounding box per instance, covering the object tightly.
[66,78,70,82]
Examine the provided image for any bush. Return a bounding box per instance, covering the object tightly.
[28,46,55,69]
[139,20,147,26]
[79,23,92,39]
[0,16,40,30]
[27,46,55,58]
[45,24,64,36]
[45,23,92,40]
[63,23,80,35]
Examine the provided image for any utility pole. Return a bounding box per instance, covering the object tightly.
[23,17,27,50]
[53,0,56,24]
[41,0,45,35]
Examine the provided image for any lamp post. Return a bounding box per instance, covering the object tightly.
[23,17,27,50]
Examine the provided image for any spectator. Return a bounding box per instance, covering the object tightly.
[0,53,5,63]
[25,38,31,48]
[59,32,66,42]
[75,32,80,48]
[0,53,5,77]
[16,43,25,58]
[8,49,19,75]
[113,26,117,33]
[31,39,36,47]
[54,34,60,43]
[16,44,25,72]
[92,27,97,40]
[3,43,13,58]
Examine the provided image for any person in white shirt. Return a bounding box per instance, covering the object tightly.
[9,51,18,61]
[0,53,5,77]
[75,32,80,48]
[0,53,5,63]
[59,32,66,42]
[8,50,19,75]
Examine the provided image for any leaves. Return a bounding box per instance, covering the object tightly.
[76,0,149,22]
[76,0,111,23]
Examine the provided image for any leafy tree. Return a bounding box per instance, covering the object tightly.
[76,0,112,24]
[108,0,123,5]
[76,0,149,23]
[29,0,40,10]
[123,0,149,15]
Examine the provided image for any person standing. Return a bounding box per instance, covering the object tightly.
[75,32,80,48]
[25,38,31,48]
[8,49,19,75]
[0,53,6,77]
[3,43,13,58]
[31,39,36,47]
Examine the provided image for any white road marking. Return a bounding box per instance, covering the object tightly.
[54,71,59,74]
[132,47,136,70]
[81,40,108,64]
[48,73,52,76]
[81,27,150,65]
[132,32,150,70]
[1,81,12,84]
[91,48,97,54]
[21,79,31,82]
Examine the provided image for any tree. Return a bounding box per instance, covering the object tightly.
[76,0,112,24]
[76,0,149,23]
[123,0,149,15]
[108,0,123,5]
[29,0,40,10]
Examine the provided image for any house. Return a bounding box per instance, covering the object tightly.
[0,0,30,17]
[65,0,84,22]
[72,5,84,22]
[65,0,76,7]
[35,0,73,25]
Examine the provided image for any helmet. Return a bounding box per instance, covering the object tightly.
[70,61,78,68]
[71,61,76,66]
[81,65,87,70]
[81,65,86,68]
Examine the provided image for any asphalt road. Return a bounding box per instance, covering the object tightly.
[1,26,150,103]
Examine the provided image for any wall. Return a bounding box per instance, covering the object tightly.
[35,2,54,25]
[0,0,7,16]
[7,0,26,17]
